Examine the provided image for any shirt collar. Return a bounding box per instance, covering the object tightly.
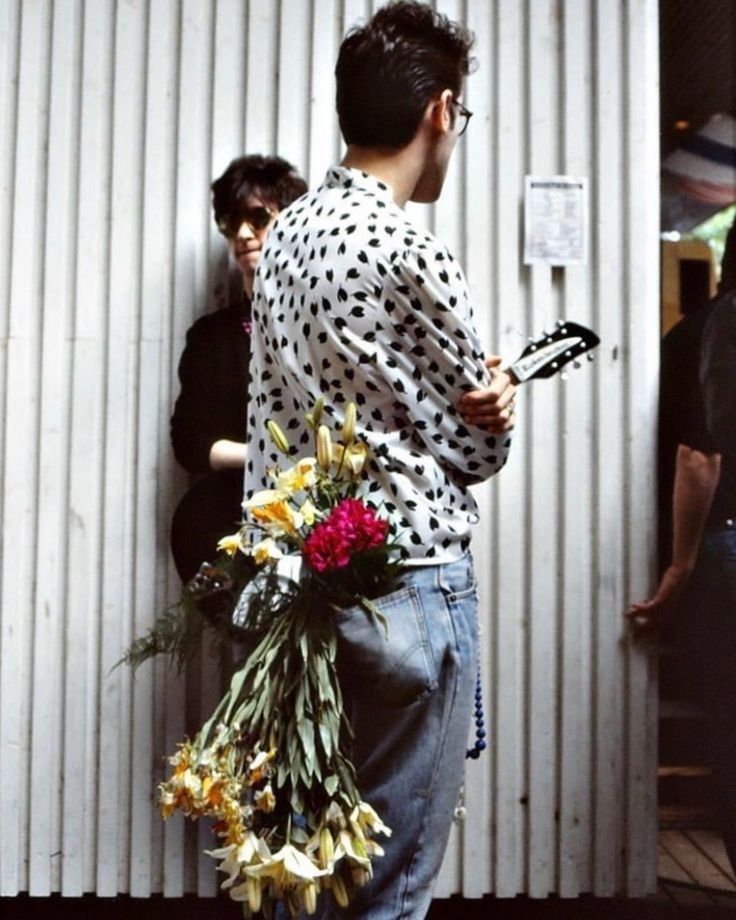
[322,166,396,205]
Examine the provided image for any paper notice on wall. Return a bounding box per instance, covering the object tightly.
[524,176,588,266]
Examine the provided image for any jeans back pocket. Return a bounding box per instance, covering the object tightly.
[333,585,438,708]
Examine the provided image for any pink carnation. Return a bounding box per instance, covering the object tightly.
[302,498,389,573]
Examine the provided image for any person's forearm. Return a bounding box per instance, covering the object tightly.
[209,439,247,470]
[670,443,721,571]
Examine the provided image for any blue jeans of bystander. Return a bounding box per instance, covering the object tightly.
[689,523,736,870]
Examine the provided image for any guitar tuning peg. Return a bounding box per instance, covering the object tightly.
[556,319,564,328]
[573,360,581,369]
[560,371,569,381]
[587,352,595,362]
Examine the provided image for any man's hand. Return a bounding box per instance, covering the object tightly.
[457,355,517,434]
[624,563,692,634]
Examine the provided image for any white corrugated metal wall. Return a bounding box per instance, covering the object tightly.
[0,0,660,900]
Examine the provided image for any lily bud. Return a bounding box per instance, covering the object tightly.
[302,880,318,915]
[319,827,335,868]
[247,876,262,913]
[317,425,333,471]
[342,402,357,445]
[331,873,350,908]
[266,420,290,454]
[310,398,325,429]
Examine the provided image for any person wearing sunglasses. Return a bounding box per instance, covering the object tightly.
[169,155,307,583]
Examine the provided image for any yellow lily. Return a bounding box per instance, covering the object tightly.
[250,499,303,538]
[216,531,245,557]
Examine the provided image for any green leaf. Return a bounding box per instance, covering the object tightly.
[324,774,339,797]
[318,718,334,760]
[297,716,316,775]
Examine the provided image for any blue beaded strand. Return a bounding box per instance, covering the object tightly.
[466,666,487,760]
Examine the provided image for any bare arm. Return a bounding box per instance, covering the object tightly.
[625,444,721,630]
[209,439,247,471]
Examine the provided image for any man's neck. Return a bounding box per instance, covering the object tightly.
[341,144,424,208]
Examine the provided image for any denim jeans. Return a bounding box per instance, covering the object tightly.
[688,522,736,870]
[311,552,479,919]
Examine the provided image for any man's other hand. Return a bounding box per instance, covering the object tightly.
[457,355,517,433]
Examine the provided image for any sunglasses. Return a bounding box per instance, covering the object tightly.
[218,205,277,238]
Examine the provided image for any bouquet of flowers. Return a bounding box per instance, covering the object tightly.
[155,401,403,917]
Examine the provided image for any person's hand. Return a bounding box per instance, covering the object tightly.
[624,564,692,634]
[457,356,517,434]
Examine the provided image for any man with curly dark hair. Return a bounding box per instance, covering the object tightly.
[250,5,516,916]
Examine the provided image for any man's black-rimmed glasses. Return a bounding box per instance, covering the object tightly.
[451,99,473,137]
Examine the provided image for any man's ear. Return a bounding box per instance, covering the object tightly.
[426,89,454,135]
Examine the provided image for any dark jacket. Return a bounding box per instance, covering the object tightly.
[169,304,251,581]
[170,304,251,474]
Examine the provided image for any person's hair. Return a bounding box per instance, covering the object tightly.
[718,215,736,295]
[335,0,474,149]
[211,155,307,232]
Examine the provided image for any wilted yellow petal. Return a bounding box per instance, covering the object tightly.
[254,784,276,813]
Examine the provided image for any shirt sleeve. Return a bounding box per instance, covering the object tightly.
[377,243,512,486]
[170,320,225,474]
[701,293,736,459]
[659,319,715,455]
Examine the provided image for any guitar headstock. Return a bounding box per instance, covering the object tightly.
[508,320,600,384]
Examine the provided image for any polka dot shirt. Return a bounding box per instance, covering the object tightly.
[245,166,511,565]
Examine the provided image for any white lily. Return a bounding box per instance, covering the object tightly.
[243,488,285,508]
[299,498,318,526]
[335,829,371,869]
[206,831,270,888]
[245,842,327,885]
[350,801,392,838]
[276,457,317,494]
[251,538,283,565]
